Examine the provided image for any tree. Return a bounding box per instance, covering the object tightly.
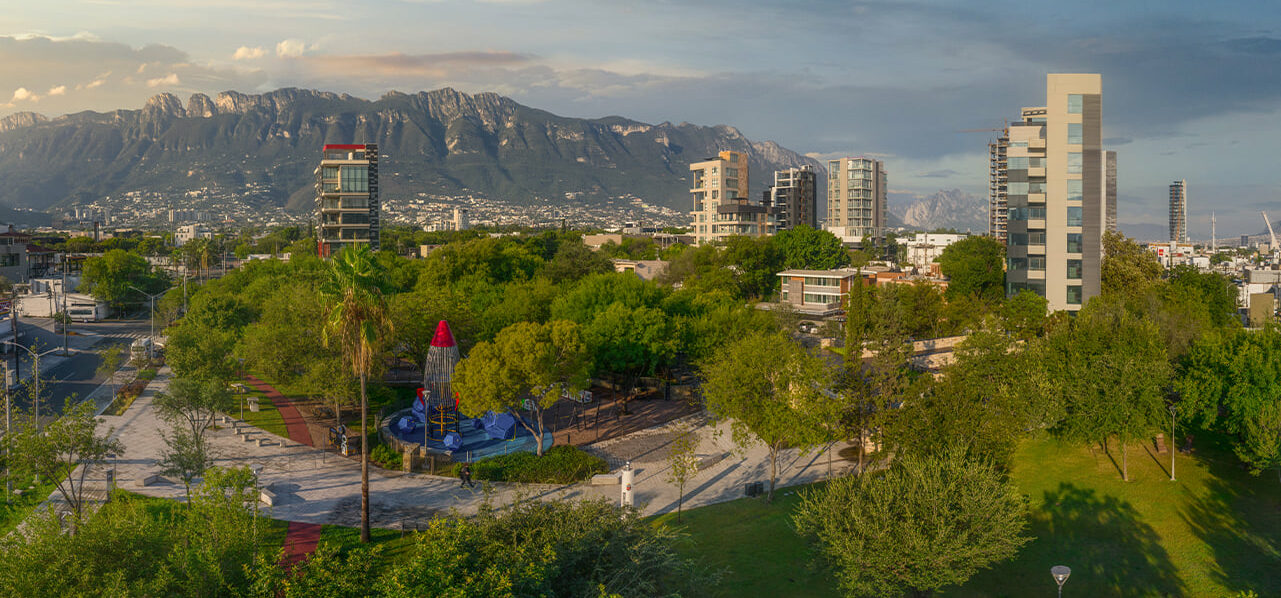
[10,399,124,530]
[157,428,214,504]
[544,239,613,283]
[794,448,1031,598]
[81,249,169,314]
[1178,327,1281,480]
[772,225,851,270]
[94,343,126,406]
[320,245,393,544]
[454,320,592,456]
[153,377,233,442]
[585,303,677,412]
[1050,298,1171,481]
[700,331,829,501]
[721,235,783,299]
[1101,231,1163,299]
[389,289,475,385]
[1000,289,1048,340]
[937,236,1005,303]
[664,425,701,522]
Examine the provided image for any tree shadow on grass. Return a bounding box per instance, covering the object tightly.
[954,483,1184,598]
[1181,454,1281,596]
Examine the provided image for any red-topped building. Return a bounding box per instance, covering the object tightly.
[316,143,380,257]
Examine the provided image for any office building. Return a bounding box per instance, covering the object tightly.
[174,224,213,247]
[1003,74,1108,312]
[824,157,887,246]
[1169,179,1188,243]
[690,151,773,245]
[316,143,380,257]
[766,166,817,230]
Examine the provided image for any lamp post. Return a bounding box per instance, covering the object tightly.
[3,363,10,503]
[1,341,59,432]
[1051,565,1071,598]
[1169,406,1177,482]
[128,285,165,362]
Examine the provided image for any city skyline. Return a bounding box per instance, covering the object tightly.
[2,1,1279,236]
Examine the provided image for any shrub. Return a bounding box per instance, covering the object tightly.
[370,443,402,470]
[449,445,608,484]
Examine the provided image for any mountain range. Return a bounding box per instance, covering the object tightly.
[0,88,822,214]
[888,188,988,233]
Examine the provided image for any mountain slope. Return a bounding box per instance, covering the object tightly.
[0,88,822,213]
[889,189,987,233]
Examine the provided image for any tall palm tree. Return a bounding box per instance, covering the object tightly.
[321,244,393,543]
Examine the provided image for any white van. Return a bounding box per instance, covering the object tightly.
[130,338,152,360]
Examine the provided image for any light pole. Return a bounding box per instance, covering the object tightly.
[3,363,10,503]
[1,341,59,432]
[60,259,69,357]
[1169,406,1177,482]
[128,286,165,362]
[1051,565,1071,598]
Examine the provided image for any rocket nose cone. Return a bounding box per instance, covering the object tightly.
[430,320,456,348]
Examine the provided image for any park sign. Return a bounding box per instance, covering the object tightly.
[0,299,11,319]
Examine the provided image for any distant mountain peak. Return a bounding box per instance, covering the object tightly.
[890,188,987,232]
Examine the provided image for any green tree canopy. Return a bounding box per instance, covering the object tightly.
[936,236,1005,303]
[1101,231,1163,299]
[794,448,1031,598]
[772,225,851,271]
[81,249,169,313]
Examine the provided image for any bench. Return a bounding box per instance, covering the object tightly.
[698,452,731,470]
[136,473,165,487]
[257,438,276,447]
[243,433,256,443]
[259,489,276,506]
[590,473,620,486]
[247,397,260,413]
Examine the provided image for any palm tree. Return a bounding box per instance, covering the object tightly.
[320,244,393,543]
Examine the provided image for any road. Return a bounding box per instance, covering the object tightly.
[3,319,152,415]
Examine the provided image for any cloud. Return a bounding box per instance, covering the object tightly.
[917,169,960,178]
[233,46,265,60]
[85,77,106,89]
[146,73,180,88]
[11,87,36,102]
[46,85,66,96]
[275,39,307,58]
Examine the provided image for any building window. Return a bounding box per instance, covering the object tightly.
[1067,233,1082,254]
[0,254,16,267]
[1029,256,1046,271]
[322,166,339,179]
[340,166,368,193]
[1066,285,1083,305]
[1067,259,1083,279]
[1067,94,1083,114]
[1008,157,1029,170]
[1067,206,1083,227]
[1067,179,1083,202]
[1029,231,1046,245]
[1008,257,1027,270]
[1067,152,1082,174]
[1008,182,1029,195]
[1067,123,1083,144]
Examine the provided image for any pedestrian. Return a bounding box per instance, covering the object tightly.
[459,463,474,488]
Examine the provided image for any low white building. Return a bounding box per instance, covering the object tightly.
[905,233,968,272]
[175,224,213,247]
[18,276,107,321]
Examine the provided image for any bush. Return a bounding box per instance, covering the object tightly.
[370,443,402,470]
[450,445,608,484]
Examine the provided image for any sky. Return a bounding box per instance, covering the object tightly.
[2,0,1279,238]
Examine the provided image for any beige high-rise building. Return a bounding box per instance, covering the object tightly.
[988,133,1010,242]
[316,143,380,257]
[824,157,887,246]
[1003,74,1107,312]
[690,151,773,245]
[1169,179,1188,242]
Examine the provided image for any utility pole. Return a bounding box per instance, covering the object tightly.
[9,290,18,383]
[61,259,68,356]
[4,363,10,503]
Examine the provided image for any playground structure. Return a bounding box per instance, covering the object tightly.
[408,320,461,444]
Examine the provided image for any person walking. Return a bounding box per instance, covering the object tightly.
[459,463,475,489]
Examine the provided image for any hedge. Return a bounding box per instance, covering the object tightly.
[449,445,608,484]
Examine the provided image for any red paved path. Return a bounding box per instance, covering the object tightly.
[244,375,321,570]
[281,521,323,570]
[244,375,313,447]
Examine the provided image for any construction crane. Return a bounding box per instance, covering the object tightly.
[1262,211,1279,261]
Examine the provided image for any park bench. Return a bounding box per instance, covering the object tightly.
[259,489,276,506]
[590,473,620,486]
[136,473,165,487]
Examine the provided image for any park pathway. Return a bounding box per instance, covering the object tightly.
[245,375,321,568]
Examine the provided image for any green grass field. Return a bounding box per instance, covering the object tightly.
[238,393,288,438]
[654,432,1281,598]
[0,474,61,536]
[319,524,419,573]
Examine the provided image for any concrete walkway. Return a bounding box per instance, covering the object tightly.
[103,368,859,530]
[247,375,322,566]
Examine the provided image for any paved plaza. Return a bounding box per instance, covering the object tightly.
[89,367,857,529]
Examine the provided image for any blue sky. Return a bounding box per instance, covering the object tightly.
[2,0,1279,237]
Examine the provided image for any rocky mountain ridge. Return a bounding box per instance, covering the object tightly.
[0,88,823,213]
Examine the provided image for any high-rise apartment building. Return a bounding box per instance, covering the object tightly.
[690,151,773,245]
[824,157,887,245]
[1169,179,1188,243]
[316,143,380,257]
[767,166,817,230]
[989,132,1009,242]
[1003,74,1107,312]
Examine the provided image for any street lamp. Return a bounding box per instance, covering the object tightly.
[1051,565,1071,598]
[128,285,165,362]
[1,341,60,432]
[1169,406,1178,482]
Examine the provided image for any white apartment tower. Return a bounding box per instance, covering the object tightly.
[1169,179,1188,243]
[1003,74,1109,312]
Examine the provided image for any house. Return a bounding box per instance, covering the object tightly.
[612,259,669,281]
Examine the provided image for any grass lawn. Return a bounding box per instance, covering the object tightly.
[650,482,838,598]
[319,524,419,573]
[238,393,288,438]
[0,474,62,536]
[656,432,1281,598]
